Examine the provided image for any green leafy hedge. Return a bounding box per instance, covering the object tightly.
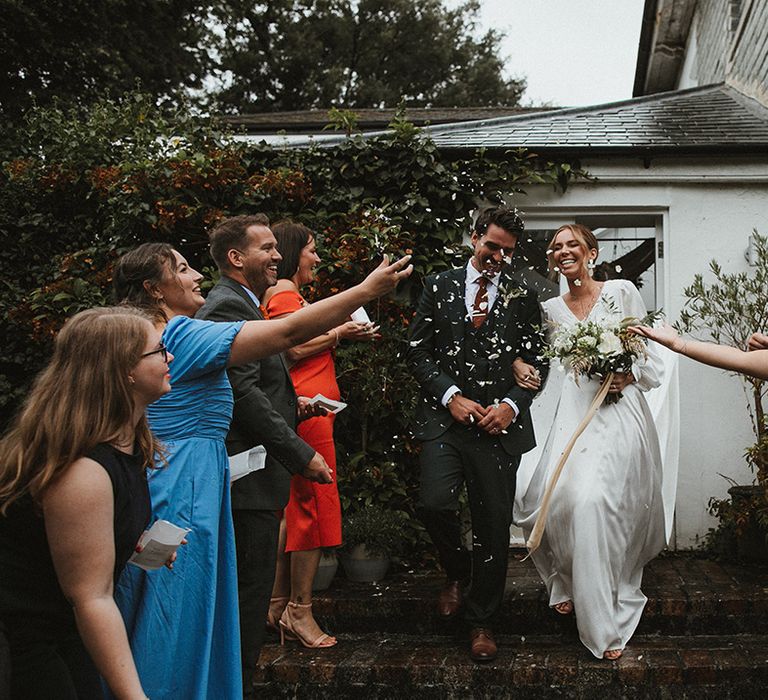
[0,94,582,563]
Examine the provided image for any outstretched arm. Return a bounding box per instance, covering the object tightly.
[281,321,377,365]
[228,255,411,366]
[631,323,768,380]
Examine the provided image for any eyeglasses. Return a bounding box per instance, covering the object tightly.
[141,343,169,363]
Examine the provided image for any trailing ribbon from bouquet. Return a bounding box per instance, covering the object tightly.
[524,372,614,556]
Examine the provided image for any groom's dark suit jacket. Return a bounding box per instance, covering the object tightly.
[195,275,313,510]
[408,266,547,455]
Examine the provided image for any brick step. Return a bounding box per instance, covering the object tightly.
[254,632,768,699]
[309,554,768,637]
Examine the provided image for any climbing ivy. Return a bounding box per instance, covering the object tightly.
[0,93,583,562]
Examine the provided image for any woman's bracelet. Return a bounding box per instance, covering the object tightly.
[331,328,340,347]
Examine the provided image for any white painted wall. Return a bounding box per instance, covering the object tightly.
[510,155,768,548]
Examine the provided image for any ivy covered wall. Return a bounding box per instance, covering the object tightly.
[0,94,580,561]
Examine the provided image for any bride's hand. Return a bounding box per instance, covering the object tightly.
[608,372,634,393]
[513,357,540,390]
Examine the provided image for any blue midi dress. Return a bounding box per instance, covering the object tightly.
[114,315,245,700]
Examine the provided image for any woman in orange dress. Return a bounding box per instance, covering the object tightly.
[264,221,376,647]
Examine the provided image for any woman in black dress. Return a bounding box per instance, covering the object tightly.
[0,306,173,699]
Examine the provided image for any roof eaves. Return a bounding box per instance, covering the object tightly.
[633,0,660,96]
[724,83,768,120]
[434,143,768,158]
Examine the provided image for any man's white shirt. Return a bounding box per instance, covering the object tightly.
[440,261,519,419]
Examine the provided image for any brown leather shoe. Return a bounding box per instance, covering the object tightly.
[469,627,497,662]
[437,580,463,618]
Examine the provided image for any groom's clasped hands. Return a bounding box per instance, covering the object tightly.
[447,394,516,435]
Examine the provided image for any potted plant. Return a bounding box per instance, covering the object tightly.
[312,548,339,592]
[678,229,768,560]
[339,505,406,582]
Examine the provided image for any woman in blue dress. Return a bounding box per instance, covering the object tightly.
[111,242,411,699]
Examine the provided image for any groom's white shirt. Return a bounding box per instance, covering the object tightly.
[440,260,519,418]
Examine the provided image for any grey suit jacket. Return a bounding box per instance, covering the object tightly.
[195,275,314,511]
[406,266,548,455]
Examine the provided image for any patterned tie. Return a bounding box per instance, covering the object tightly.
[259,304,270,319]
[472,276,489,328]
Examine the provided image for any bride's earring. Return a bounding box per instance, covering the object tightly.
[587,259,595,277]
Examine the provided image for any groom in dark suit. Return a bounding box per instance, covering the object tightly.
[407,206,547,662]
[196,214,332,692]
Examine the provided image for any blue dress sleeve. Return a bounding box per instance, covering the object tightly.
[162,316,245,382]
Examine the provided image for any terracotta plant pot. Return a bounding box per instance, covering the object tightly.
[339,543,390,583]
[312,551,339,591]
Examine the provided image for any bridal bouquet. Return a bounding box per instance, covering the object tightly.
[544,304,662,404]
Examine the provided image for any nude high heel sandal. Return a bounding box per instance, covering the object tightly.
[278,600,337,648]
[266,596,289,633]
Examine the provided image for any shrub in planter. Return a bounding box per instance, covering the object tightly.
[340,506,407,582]
[678,230,768,558]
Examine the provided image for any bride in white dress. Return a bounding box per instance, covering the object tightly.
[513,224,669,660]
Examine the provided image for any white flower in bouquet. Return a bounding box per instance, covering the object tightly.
[552,332,573,354]
[597,329,623,356]
[577,335,598,350]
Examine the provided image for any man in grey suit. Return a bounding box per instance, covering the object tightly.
[196,213,332,692]
[407,206,547,662]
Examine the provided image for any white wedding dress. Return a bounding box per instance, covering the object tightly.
[514,279,677,658]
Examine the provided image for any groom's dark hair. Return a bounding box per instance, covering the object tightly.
[474,206,525,239]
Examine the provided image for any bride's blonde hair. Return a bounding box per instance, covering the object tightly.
[0,306,161,514]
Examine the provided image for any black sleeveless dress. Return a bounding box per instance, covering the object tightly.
[0,443,151,699]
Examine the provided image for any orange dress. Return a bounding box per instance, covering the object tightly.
[266,289,343,551]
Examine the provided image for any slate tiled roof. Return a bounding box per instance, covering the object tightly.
[424,83,768,154]
[225,106,536,133]
[252,83,768,155]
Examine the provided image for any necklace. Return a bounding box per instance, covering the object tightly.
[570,282,602,319]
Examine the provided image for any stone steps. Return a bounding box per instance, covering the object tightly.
[255,633,768,699]
[309,554,768,637]
[254,553,768,698]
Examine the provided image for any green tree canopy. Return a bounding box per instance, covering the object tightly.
[0,0,210,118]
[0,1,525,118]
[212,0,524,111]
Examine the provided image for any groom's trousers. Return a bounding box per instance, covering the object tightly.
[418,422,520,627]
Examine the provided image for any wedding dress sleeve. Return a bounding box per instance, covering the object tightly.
[619,280,663,392]
[618,279,680,543]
